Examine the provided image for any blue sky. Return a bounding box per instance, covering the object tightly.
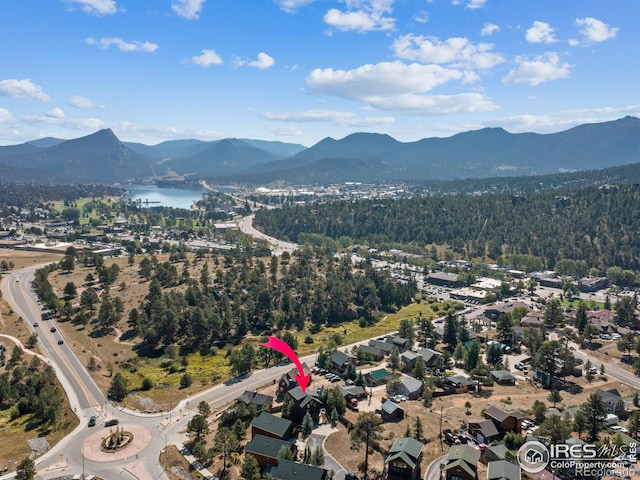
[0,0,638,147]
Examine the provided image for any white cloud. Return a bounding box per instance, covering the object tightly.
[306,61,497,114]
[69,95,103,108]
[171,0,206,20]
[324,0,396,33]
[63,0,117,16]
[365,93,497,114]
[188,49,223,67]
[45,108,66,119]
[481,23,499,36]
[307,61,464,99]
[526,21,557,44]
[568,38,579,47]
[86,37,158,53]
[502,52,572,86]
[414,10,429,24]
[392,35,504,70]
[0,108,14,124]
[0,79,51,102]
[466,0,486,9]
[575,17,619,43]
[276,0,316,14]
[262,109,394,127]
[235,52,275,69]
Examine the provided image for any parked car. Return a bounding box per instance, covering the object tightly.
[515,363,525,370]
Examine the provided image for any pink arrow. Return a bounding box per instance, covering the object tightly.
[260,336,311,393]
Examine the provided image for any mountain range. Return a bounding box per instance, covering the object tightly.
[0,116,638,184]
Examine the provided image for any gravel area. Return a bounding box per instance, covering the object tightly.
[171,465,197,480]
[28,437,50,457]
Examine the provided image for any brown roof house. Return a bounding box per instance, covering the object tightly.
[483,405,525,435]
[384,437,424,480]
[444,444,481,480]
[468,419,500,444]
[286,386,323,422]
[278,363,312,395]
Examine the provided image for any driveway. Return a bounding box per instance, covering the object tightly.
[306,425,346,480]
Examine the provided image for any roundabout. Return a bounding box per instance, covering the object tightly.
[82,423,153,462]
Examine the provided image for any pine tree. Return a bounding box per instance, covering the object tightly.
[301,411,314,437]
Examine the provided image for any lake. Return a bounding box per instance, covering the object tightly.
[123,185,206,209]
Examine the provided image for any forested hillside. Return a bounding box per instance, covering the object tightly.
[254,184,640,271]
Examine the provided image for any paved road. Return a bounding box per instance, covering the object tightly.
[238,214,297,255]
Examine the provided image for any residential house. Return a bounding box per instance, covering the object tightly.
[331,350,355,374]
[238,390,273,413]
[270,459,327,480]
[286,386,323,421]
[483,405,524,435]
[596,388,627,417]
[250,411,296,441]
[385,335,412,352]
[244,434,297,469]
[416,348,442,369]
[520,313,545,329]
[444,374,477,393]
[356,344,385,362]
[483,444,510,463]
[487,460,521,480]
[368,339,396,355]
[468,419,500,444]
[338,385,367,402]
[400,351,420,371]
[444,444,480,480]
[278,363,312,395]
[365,368,391,387]
[380,400,405,421]
[396,376,423,400]
[490,370,516,386]
[384,437,424,480]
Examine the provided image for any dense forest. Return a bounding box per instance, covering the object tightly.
[254,184,640,272]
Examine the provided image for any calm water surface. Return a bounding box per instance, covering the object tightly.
[123,185,206,209]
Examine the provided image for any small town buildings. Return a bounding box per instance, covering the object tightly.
[244,434,297,469]
[384,437,424,480]
[239,390,273,413]
[444,444,481,480]
[426,272,462,288]
[380,400,405,421]
[483,406,525,435]
[487,460,521,480]
[286,386,323,421]
[595,388,627,417]
[365,368,391,386]
[331,350,356,374]
[396,376,423,400]
[270,459,327,480]
[490,370,516,386]
[278,363,312,395]
[250,411,296,441]
[468,419,500,444]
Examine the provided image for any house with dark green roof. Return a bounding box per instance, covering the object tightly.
[380,399,404,421]
[244,434,297,469]
[487,460,521,480]
[444,444,480,480]
[239,390,273,412]
[270,459,327,480]
[490,370,516,385]
[250,411,296,440]
[286,386,323,421]
[365,368,390,386]
[384,437,424,480]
